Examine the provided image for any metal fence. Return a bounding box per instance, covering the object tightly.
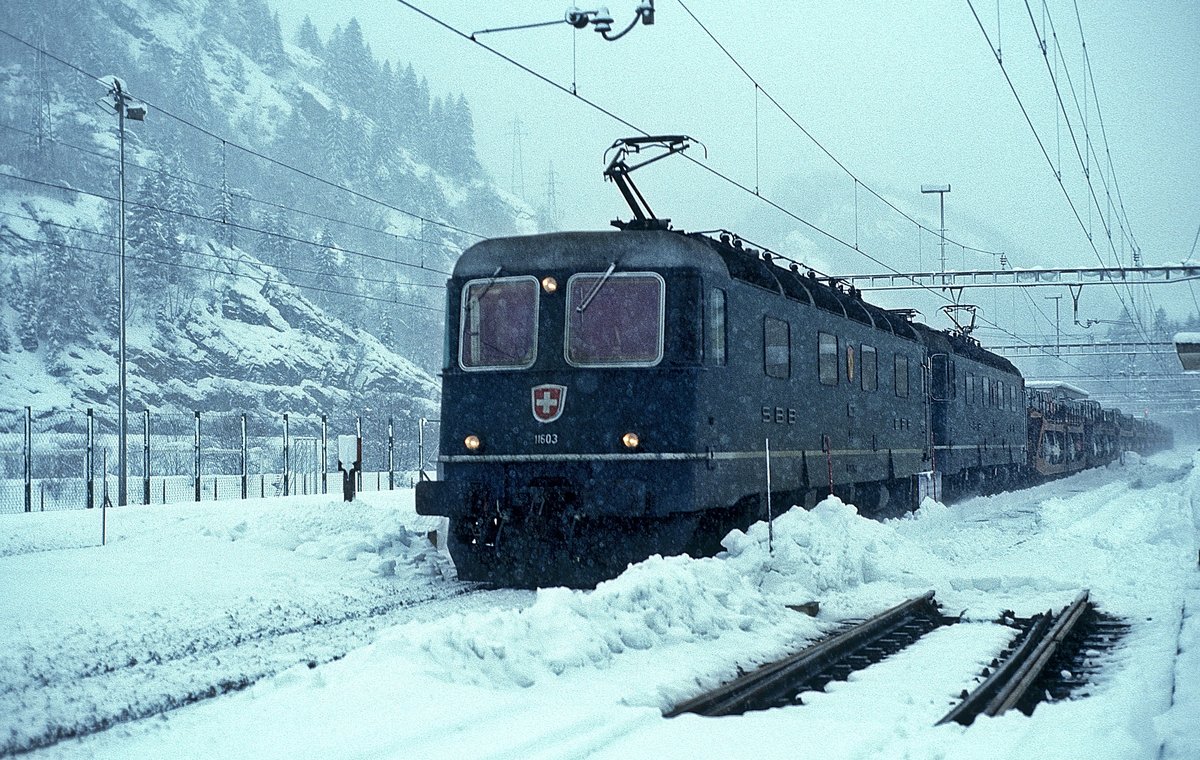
[0,408,441,514]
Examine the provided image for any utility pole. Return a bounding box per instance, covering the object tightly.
[107,78,145,506]
[1045,295,1062,355]
[510,117,525,200]
[544,161,560,229]
[921,184,951,275]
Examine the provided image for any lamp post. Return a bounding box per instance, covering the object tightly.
[108,78,144,506]
[921,184,951,275]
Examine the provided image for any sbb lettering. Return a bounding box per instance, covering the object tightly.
[761,406,799,424]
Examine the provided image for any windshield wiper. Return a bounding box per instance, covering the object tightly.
[576,262,616,313]
[471,266,504,303]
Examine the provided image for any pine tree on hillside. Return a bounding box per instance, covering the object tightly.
[329,112,370,183]
[7,266,39,351]
[294,15,323,56]
[445,95,482,179]
[255,209,295,272]
[39,222,89,370]
[312,227,344,311]
[175,41,215,127]
[210,159,237,253]
[326,18,377,111]
[126,160,183,315]
[0,316,11,355]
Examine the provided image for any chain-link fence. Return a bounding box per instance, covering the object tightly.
[0,407,439,514]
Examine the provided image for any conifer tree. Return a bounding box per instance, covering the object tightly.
[295,15,323,56]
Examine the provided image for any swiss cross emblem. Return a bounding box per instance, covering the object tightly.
[531,384,566,423]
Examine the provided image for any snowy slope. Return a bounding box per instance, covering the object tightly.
[0,0,536,419]
[0,215,441,416]
[1,450,1197,758]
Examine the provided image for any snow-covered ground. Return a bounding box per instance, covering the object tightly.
[2,451,1198,759]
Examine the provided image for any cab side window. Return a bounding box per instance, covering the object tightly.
[818,332,838,385]
[861,345,877,391]
[707,288,726,366]
[764,317,790,378]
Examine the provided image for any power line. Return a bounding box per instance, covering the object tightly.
[673,0,1008,262]
[392,1,1111,378]
[0,25,486,243]
[1068,0,1141,256]
[0,120,465,257]
[0,207,446,291]
[3,228,442,312]
[966,0,1160,364]
[0,169,453,278]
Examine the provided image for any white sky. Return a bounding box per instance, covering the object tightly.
[273,1,1200,333]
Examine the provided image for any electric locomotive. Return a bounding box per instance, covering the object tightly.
[415,136,1171,587]
[415,223,961,586]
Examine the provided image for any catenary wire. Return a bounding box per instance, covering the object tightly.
[966,0,1159,361]
[0,207,447,291]
[0,25,486,242]
[3,229,442,312]
[674,0,1008,262]
[392,1,1112,378]
[0,170,454,278]
[0,121,466,257]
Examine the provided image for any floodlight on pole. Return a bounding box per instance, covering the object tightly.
[921,184,951,275]
[106,77,144,507]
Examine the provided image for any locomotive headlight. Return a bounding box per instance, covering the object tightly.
[622,432,640,449]
[541,276,558,294]
[464,434,482,451]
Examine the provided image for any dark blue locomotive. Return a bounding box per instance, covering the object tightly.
[415,137,1169,587]
[415,226,1040,586]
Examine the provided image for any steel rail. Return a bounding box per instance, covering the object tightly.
[938,589,1091,726]
[666,591,938,718]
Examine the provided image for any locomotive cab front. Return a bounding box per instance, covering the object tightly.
[416,230,727,586]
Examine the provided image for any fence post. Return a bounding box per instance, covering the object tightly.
[86,408,95,509]
[240,413,248,500]
[418,417,427,482]
[321,414,328,495]
[388,416,395,491]
[142,409,150,505]
[193,411,201,502]
[282,413,290,497]
[23,407,32,513]
[355,415,363,492]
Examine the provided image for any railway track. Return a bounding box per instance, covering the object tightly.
[667,589,1123,725]
[666,591,952,717]
[939,589,1118,725]
[0,583,510,757]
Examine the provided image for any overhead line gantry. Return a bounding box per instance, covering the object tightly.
[824,265,1200,291]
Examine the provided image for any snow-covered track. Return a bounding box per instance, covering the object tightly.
[0,584,493,757]
[665,591,950,718]
[938,589,1096,726]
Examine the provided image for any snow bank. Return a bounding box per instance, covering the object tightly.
[370,497,949,698]
[198,503,444,578]
[10,452,1200,760]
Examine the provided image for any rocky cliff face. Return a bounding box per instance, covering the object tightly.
[0,0,528,420]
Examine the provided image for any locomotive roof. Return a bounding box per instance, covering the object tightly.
[454,229,1019,379]
[453,230,730,279]
[907,321,1024,377]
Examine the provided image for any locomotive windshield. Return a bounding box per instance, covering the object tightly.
[566,271,664,366]
[459,276,538,370]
